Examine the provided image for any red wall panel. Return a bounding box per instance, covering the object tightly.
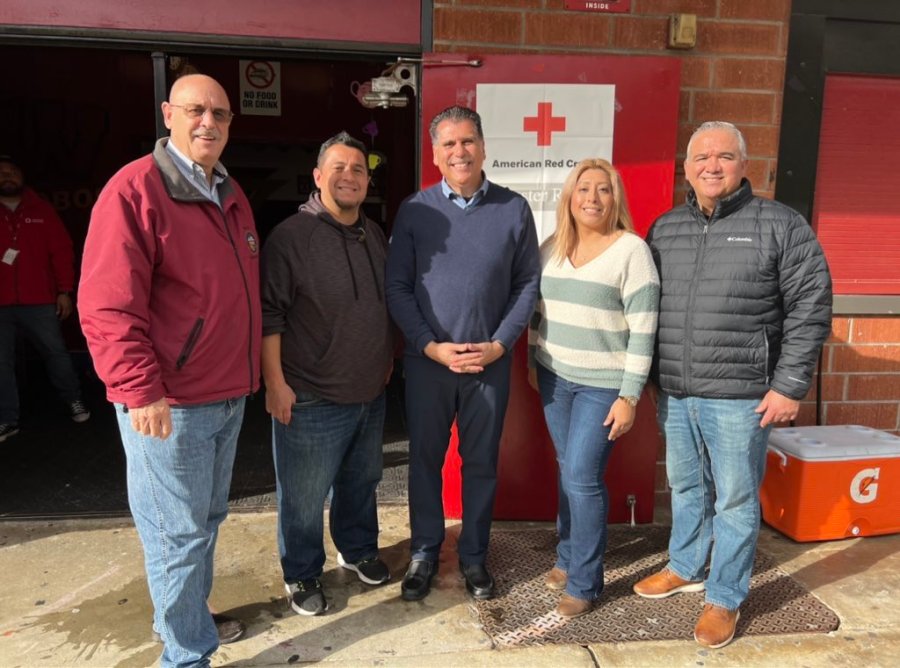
[0,0,421,47]
[423,53,678,522]
[813,74,900,295]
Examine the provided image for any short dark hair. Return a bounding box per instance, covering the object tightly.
[428,106,484,143]
[0,155,21,169]
[317,131,368,169]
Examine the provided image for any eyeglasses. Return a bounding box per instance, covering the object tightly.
[168,104,235,124]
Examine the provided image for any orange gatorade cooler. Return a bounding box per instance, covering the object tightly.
[760,425,900,542]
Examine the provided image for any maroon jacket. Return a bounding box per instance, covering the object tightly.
[79,139,261,408]
[0,188,74,306]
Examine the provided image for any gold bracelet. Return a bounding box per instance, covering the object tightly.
[618,395,639,408]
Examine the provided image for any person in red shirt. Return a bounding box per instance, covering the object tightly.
[0,155,90,442]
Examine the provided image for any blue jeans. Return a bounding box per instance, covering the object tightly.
[659,393,772,610]
[538,365,618,601]
[273,391,385,583]
[0,304,82,423]
[116,397,245,668]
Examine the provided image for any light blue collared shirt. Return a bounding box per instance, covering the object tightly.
[441,176,490,210]
[165,140,228,208]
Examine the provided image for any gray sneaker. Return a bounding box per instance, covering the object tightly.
[151,614,245,644]
[0,423,19,443]
[68,400,91,423]
[285,579,328,616]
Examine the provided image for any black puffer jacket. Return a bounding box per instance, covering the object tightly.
[647,179,832,400]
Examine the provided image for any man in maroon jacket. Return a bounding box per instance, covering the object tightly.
[79,74,261,668]
[0,155,90,442]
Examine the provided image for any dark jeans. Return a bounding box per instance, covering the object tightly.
[0,304,82,423]
[273,391,386,583]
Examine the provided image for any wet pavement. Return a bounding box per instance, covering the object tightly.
[0,507,898,667]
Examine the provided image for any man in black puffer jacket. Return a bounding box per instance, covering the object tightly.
[633,122,832,649]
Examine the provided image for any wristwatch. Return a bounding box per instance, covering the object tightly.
[618,395,639,408]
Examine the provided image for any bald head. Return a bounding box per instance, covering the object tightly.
[169,74,226,104]
[162,74,233,178]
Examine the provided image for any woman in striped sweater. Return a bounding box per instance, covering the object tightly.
[528,158,660,618]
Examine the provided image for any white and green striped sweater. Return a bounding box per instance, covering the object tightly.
[528,232,660,397]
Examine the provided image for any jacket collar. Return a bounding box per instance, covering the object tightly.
[686,178,754,222]
[152,138,234,205]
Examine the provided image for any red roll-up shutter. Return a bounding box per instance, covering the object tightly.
[813,74,900,295]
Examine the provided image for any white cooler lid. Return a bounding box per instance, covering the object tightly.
[768,425,900,461]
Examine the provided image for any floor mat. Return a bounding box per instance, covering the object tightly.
[475,526,840,647]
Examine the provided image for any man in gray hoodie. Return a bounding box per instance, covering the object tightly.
[261,131,393,617]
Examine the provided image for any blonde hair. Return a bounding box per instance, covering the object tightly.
[551,158,634,264]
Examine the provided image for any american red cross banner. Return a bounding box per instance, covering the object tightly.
[477,83,615,240]
[421,53,679,237]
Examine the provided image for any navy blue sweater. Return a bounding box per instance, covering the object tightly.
[386,181,540,356]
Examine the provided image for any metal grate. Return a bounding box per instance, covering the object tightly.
[474,526,840,647]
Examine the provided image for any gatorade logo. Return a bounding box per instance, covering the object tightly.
[850,467,879,504]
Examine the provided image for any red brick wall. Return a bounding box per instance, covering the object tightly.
[802,317,900,436]
[432,2,900,517]
[432,0,790,203]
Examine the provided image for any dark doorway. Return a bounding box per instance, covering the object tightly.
[0,43,415,518]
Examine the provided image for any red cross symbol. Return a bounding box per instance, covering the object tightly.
[523,102,566,146]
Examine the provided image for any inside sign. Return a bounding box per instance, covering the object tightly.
[565,0,632,12]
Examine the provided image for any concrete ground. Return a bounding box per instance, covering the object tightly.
[0,506,897,667]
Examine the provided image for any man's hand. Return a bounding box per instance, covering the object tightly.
[266,381,296,426]
[130,398,172,440]
[56,293,73,320]
[755,389,800,428]
[604,399,636,441]
[424,341,484,373]
[449,341,505,373]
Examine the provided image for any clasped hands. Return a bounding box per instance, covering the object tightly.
[424,340,505,374]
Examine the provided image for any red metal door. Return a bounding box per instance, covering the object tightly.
[421,53,679,523]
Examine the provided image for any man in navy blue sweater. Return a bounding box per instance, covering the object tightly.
[386,106,540,601]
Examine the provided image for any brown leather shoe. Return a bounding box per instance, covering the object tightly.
[633,568,705,599]
[556,594,592,618]
[694,604,740,649]
[545,567,567,591]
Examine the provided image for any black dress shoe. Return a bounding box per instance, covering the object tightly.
[459,562,494,600]
[401,559,437,601]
